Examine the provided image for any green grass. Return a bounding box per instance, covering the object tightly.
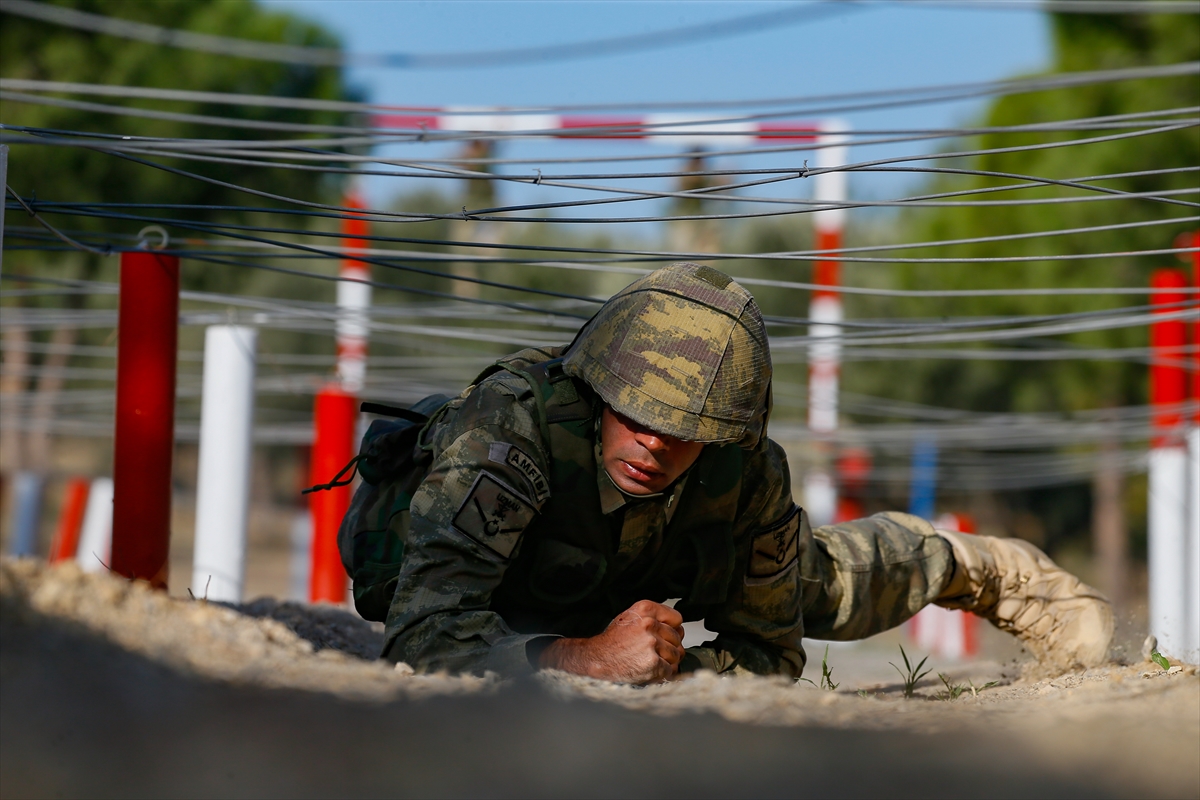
[799,644,840,691]
[889,645,932,699]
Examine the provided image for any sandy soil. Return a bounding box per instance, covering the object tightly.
[2,559,1197,799]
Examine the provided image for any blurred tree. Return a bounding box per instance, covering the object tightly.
[1,0,358,292]
[846,5,1198,414]
[840,3,1197,571]
[0,0,358,473]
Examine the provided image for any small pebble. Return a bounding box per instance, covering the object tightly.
[394,662,415,676]
[1167,666,1183,675]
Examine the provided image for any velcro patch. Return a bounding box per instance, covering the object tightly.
[488,442,550,503]
[452,472,536,559]
[748,506,801,580]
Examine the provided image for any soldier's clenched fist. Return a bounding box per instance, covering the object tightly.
[537,600,686,684]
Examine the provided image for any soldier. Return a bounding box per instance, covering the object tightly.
[339,263,1113,684]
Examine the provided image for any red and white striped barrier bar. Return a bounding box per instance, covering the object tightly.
[370,113,821,144]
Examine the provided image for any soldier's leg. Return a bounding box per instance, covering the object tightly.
[800,511,1113,669]
[800,511,954,642]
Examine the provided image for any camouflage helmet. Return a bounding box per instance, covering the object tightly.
[563,262,772,448]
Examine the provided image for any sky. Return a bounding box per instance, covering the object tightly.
[258,1,1051,214]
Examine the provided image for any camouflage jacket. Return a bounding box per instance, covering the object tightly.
[366,347,952,678]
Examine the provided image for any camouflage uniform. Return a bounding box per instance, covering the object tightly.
[345,263,1112,676]
[374,368,953,677]
[344,264,955,679]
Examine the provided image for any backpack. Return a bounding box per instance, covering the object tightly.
[333,393,451,621]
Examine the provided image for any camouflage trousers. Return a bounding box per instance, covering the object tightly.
[686,510,956,675]
[800,511,956,642]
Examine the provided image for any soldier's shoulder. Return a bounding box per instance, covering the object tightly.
[431,348,565,451]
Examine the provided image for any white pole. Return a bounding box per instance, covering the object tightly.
[1186,426,1200,663]
[192,325,257,603]
[1148,444,1189,659]
[76,476,113,573]
[289,508,312,602]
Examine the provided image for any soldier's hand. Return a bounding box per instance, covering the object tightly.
[538,600,686,684]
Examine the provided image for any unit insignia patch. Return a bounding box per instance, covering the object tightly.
[452,471,536,559]
[748,506,801,580]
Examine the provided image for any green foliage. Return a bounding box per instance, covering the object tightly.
[847,7,1198,415]
[938,673,1001,700]
[799,645,839,690]
[889,644,932,698]
[1150,648,1171,671]
[1,0,359,292]
[837,6,1198,550]
[937,672,968,701]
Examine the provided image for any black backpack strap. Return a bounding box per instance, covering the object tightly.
[360,401,429,424]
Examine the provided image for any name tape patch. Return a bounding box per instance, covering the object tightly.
[452,471,536,559]
[748,507,801,580]
[488,442,550,503]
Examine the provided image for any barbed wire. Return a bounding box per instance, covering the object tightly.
[2,32,1197,496]
[4,61,1197,118]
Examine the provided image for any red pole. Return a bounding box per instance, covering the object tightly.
[308,387,356,603]
[111,251,179,589]
[1150,269,1189,448]
[49,477,90,563]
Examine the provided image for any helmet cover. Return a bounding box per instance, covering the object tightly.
[563,262,772,448]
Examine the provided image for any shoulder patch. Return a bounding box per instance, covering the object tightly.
[488,442,550,503]
[747,506,801,581]
[452,471,537,559]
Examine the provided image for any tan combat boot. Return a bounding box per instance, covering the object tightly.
[936,531,1114,670]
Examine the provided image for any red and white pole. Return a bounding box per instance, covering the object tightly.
[1148,268,1189,659]
[111,251,179,589]
[910,513,979,660]
[803,120,849,528]
[307,191,371,603]
[336,191,372,394]
[1186,232,1200,663]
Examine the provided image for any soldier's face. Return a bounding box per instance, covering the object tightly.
[600,407,705,495]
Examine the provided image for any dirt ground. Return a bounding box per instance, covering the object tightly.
[2,560,1197,799]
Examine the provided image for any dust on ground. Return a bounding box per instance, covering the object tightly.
[2,559,1197,799]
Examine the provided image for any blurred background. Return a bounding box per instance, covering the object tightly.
[0,0,1196,664]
